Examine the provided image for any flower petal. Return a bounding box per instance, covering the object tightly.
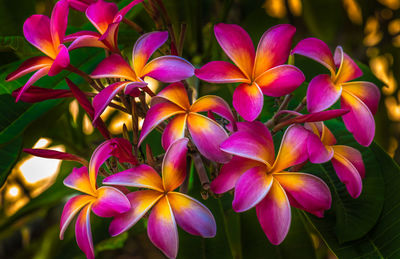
[133,31,168,75]
[233,83,263,121]
[292,37,336,74]
[103,164,164,192]
[147,196,179,259]
[168,192,216,237]
[64,167,95,195]
[98,19,120,52]
[48,44,69,76]
[332,145,365,178]
[60,195,94,239]
[75,204,94,259]
[15,67,50,102]
[274,172,331,217]
[307,131,334,164]
[138,102,185,146]
[256,65,305,97]
[256,180,291,245]
[271,125,309,173]
[341,81,380,114]
[233,166,272,212]
[331,148,363,198]
[68,34,108,50]
[109,190,163,236]
[155,82,190,110]
[211,156,262,194]
[140,55,194,82]
[6,56,53,81]
[24,148,87,166]
[307,74,342,112]
[86,0,118,34]
[162,114,187,150]
[50,0,69,46]
[91,54,136,81]
[23,15,56,58]
[195,61,249,83]
[253,24,295,77]
[334,46,363,84]
[214,23,255,79]
[162,138,189,192]
[191,95,236,124]
[341,90,375,146]
[187,113,231,163]
[282,109,348,127]
[68,0,94,12]
[12,86,73,103]
[91,186,131,217]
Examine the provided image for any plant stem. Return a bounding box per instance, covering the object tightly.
[122,18,144,34]
[265,94,292,128]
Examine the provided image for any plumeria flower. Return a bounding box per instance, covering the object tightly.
[6,0,70,101]
[292,38,381,146]
[68,0,96,12]
[65,0,143,52]
[103,138,217,258]
[139,82,235,163]
[60,139,137,259]
[211,122,331,244]
[90,31,194,122]
[305,121,365,198]
[195,23,305,121]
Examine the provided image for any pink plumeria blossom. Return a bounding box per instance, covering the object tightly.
[292,38,381,146]
[305,122,365,198]
[65,0,143,52]
[12,86,73,103]
[89,31,194,122]
[211,122,331,245]
[6,0,70,101]
[139,82,235,163]
[195,23,305,121]
[103,138,217,259]
[60,138,138,259]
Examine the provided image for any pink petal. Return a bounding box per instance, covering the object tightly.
[162,138,189,192]
[341,81,380,114]
[12,86,73,103]
[211,157,262,194]
[168,192,216,237]
[68,0,94,12]
[155,82,190,110]
[214,23,255,79]
[140,55,194,82]
[85,0,118,34]
[292,37,336,74]
[233,166,272,212]
[274,172,332,217]
[48,44,70,76]
[161,114,187,150]
[271,125,309,173]
[191,95,236,124]
[256,180,291,245]
[282,109,348,126]
[6,56,53,81]
[307,74,342,112]
[15,67,50,102]
[24,148,88,166]
[91,186,131,217]
[68,34,108,50]
[64,167,95,195]
[60,195,94,239]
[147,196,179,259]
[331,148,363,198]
[64,31,101,42]
[256,65,305,97]
[341,91,375,146]
[108,138,138,165]
[333,145,365,178]
[194,61,249,83]
[187,113,231,163]
[75,204,94,259]
[233,83,263,121]
[132,31,168,75]
[50,0,69,46]
[334,46,363,84]
[138,102,185,146]
[253,24,296,77]
[91,54,136,81]
[305,122,337,146]
[23,15,57,58]
[98,19,120,52]
[307,132,334,163]
[109,190,163,236]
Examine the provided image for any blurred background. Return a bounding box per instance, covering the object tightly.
[0,0,396,258]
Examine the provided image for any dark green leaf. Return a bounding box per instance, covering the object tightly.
[0,137,22,187]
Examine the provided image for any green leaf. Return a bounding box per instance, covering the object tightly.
[0,137,22,187]
[0,36,40,58]
[95,233,129,253]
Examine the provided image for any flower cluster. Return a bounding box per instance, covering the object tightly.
[8,0,380,258]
